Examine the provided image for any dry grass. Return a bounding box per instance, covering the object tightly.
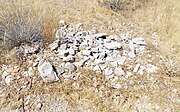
[1,68,179,111]
[0,0,44,48]
[131,0,180,58]
[0,0,180,111]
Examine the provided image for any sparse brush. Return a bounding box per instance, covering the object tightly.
[98,0,149,11]
[0,0,44,48]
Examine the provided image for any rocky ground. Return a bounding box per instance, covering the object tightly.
[0,21,179,111]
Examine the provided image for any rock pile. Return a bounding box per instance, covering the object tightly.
[35,20,157,83]
[1,20,158,85]
[0,20,163,111]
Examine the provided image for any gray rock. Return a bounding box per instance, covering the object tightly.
[146,64,158,73]
[97,38,104,44]
[99,65,107,70]
[55,29,62,39]
[62,55,75,62]
[59,20,66,26]
[68,48,76,55]
[105,74,114,80]
[132,37,147,46]
[91,47,99,53]
[76,23,83,29]
[33,57,42,67]
[33,61,39,67]
[98,46,104,52]
[104,38,111,43]
[133,64,140,73]
[56,66,65,75]
[59,44,67,50]
[125,71,133,78]
[89,27,98,35]
[20,44,40,54]
[104,67,113,76]
[93,53,99,59]
[27,67,34,76]
[111,35,121,41]
[110,62,118,68]
[2,71,9,79]
[94,33,107,39]
[114,67,125,76]
[98,52,107,59]
[106,57,114,62]
[104,42,122,50]
[38,61,59,82]
[93,65,101,72]
[79,42,88,49]
[128,42,136,52]
[113,56,126,65]
[121,32,132,40]
[136,46,146,54]
[94,59,105,65]
[75,57,90,67]
[36,103,43,109]
[49,40,59,51]
[65,63,77,72]
[5,75,14,84]
[105,49,113,54]
[58,50,69,57]
[128,52,136,59]
[113,84,121,89]
[82,50,91,56]
[138,66,146,75]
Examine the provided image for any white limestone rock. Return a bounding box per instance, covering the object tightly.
[21,43,40,54]
[104,42,122,50]
[76,23,83,29]
[59,20,66,26]
[65,62,77,72]
[58,50,69,57]
[2,71,9,79]
[138,66,146,75]
[5,75,14,84]
[104,67,113,76]
[68,48,76,55]
[38,61,59,82]
[132,37,147,46]
[49,40,59,51]
[146,64,158,73]
[114,67,125,76]
[125,71,133,78]
[113,84,121,89]
[94,59,105,65]
[133,64,140,73]
[75,57,90,67]
[94,33,107,39]
[62,55,75,62]
[113,56,126,65]
[56,66,65,75]
[128,52,136,59]
[91,47,99,53]
[93,65,101,72]
[82,50,91,56]
[33,57,42,67]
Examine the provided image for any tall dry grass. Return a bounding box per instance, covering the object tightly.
[99,0,180,74]
[0,0,179,111]
[131,0,180,58]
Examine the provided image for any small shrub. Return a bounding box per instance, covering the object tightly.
[98,0,149,11]
[0,0,44,48]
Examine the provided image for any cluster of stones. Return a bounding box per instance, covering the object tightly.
[0,20,158,88]
[36,20,158,85]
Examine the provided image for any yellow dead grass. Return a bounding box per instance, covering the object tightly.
[0,0,179,111]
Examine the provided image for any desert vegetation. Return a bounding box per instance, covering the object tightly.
[0,0,179,111]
